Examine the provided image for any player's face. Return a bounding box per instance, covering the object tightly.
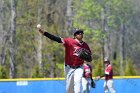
[75,32,83,40]
[104,62,109,67]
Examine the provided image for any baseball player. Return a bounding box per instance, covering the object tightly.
[82,62,95,93]
[96,58,115,93]
[37,24,92,93]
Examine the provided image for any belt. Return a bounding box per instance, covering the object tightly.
[65,64,82,69]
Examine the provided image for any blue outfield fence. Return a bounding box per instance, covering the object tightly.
[0,76,140,93]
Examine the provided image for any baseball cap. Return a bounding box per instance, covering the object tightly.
[73,29,84,36]
[104,58,110,63]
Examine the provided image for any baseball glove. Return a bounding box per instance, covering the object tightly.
[79,49,92,62]
[91,80,96,88]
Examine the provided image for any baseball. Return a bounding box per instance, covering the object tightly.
[37,24,41,29]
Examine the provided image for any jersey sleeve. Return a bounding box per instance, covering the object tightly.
[61,38,70,47]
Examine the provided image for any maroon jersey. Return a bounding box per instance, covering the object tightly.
[105,64,113,80]
[62,38,91,66]
[83,64,92,78]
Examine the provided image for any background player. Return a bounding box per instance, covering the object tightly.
[37,24,92,93]
[96,58,115,93]
[82,62,95,93]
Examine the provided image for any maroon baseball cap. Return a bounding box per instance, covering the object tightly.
[104,58,110,63]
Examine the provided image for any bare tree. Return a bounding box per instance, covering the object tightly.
[36,0,43,71]
[9,0,16,78]
[0,0,5,65]
[119,22,125,75]
[101,5,110,60]
[0,0,11,67]
[65,0,73,31]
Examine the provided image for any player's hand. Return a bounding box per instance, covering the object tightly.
[91,81,96,88]
[37,24,44,34]
[95,76,101,80]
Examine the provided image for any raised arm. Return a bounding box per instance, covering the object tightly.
[37,24,62,43]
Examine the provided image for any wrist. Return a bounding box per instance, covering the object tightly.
[39,29,44,34]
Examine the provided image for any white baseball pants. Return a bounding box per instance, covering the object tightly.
[104,79,115,93]
[82,77,91,93]
[65,65,84,93]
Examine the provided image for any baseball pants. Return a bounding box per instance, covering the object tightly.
[82,77,91,93]
[65,64,84,93]
[104,79,115,93]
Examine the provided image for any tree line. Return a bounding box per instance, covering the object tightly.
[0,0,139,78]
